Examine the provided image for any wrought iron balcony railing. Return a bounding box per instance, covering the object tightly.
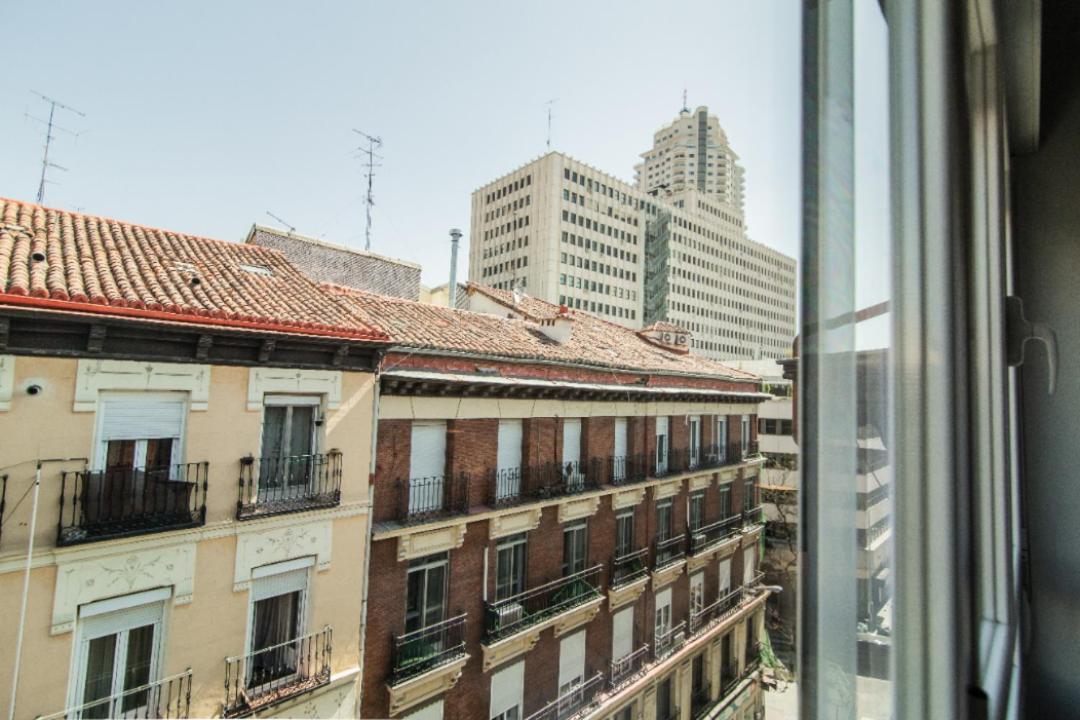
[484,565,602,641]
[490,467,525,507]
[397,473,470,523]
[610,645,650,689]
[606,454,648,486]
[391,613,467,684]
[688,515,742,555]
[39,669,192,720]
[742,504,763,526]
[699,442,744,469]
[743,571,766,596]
[523,672,605,720]
[58,463,208,546]
[610,548,649,588]
[653,535,686,570]
[653,620,686,661]
[237,451,341,519]
[689,587,743,634]
[223,626,332,717]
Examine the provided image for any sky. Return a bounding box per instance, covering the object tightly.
[0,0,805,289]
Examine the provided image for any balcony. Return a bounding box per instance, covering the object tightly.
[691,682,713,719]
[39,669,193,720]
[484,565,603,642]
[397,473,470,524]
[58,462,208,546]
[524,672,605,720]
[742,504,764,527]
[610,548,649,588]
[699,442,744,470]
[688,515,742,555]
[689,587,743,634]
[535,461,600,499]
[489,467,525,507]
[391,614,467,684]
[223,626,332,717]
[653,535,686,570]
[610,644,650,689]
[236,452,341,520]
[605,454,648,486]
[653,620,686,660]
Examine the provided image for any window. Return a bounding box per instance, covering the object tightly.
[655,676,673,720]
[613,417,628,481]
[690,572,705,617]
[71,589,167,719]
[718,484,732,520]
[404,700,444,720]
[495,533,527,601]
[96,393,185,475]
[742,545,756,587]
[612,607,633,661]
[688,416,701,467]
[558,631,586,714]
[489,660,523,720]
[409,422,447,515]
[561,419,583,489]
[259,395,319,494]
[655,417,669,475]
[405,553,447,634]
[562,520,587,576]
[247,560,310,690]
[654,586,672,652]
[615,510,634,557]
[743,476,757,513]
[496,420,523,502]
[689,490,705,531]
[656,498,673,542]
[740,415,750,455]
[719,557,732,597]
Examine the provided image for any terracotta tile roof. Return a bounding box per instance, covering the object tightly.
[324,282,758,382]
[0,198,387,341]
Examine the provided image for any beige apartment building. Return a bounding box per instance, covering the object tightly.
[0,198,388,719]
[468,114,795,361]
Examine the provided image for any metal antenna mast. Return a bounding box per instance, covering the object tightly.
[265,211,296,233]
[352,129,383,251]
[545,99,557,151]
[28,90,85,204]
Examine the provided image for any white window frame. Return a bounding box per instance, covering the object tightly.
[688,416,701,467]
[655,417,670,474]
[92,392,188,473]
[258,394,322,459]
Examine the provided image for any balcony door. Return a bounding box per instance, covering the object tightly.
[654,587,672,651]
[690,572,705,617]
[259,396,319,496]
[562,419,583,489]
[739,415,750,455]
[409,422,447,515]
[557,631,586,716]
[743,546,756,587]
[719,557,732,597]
[655,417,669,475]
[689,416,701,467]
[248,567,308,689]
[496,420,523,502]
[495,533,527,602]
[72,594,164,720]
[613,417,628,482]
[405,553,448,638]
[715,416,728,462]
[562,520,588,577]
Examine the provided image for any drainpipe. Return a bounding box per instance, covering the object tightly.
[356,352,383,717]
[448,228,462,309]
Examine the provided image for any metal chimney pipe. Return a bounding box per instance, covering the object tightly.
[448,228,462,308]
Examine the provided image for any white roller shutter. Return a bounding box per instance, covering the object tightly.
[489,661,524,719]
[251,567,308,602]
[410,422,446,478]
[404,699,443,720]
[558,630,586,689]
[614,418,628,457]
[612,607,633,661]
[98,395,186,441]
[656,416,669,439]
[497,420,523,472]
[719,557,732,595]
[562,419,582,465]
[743,546,756,586]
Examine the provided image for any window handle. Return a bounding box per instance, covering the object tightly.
[1006,295,1058,394]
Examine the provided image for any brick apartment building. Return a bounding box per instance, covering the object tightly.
[334,284,772,720]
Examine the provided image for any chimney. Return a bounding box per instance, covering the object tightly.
[448,228,462,308]
[538,305,574,344]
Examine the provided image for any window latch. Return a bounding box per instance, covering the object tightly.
[1006,295,1058,394]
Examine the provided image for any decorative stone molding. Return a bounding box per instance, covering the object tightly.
[608,576,648,610]
[716,536,743,560]
[553,596,604,637]
[612,487,646,510]
[247,367,342,411]
[387,654,468,716]
[650,559,686,589]
[397,523,467,562]
[234,519,332,591]
[489,507,542,540]
[0,355,12,411]
[557,495,601,524]
[689,473,713,491]
[482,627,542,671]
[52,544,195,634]
[687,552,715,573]
[654,478,683,500]
[741,528,763,548]
[74,359,211,412]
[718,468,738,484]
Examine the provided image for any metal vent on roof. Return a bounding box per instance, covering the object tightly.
[172,260,198,274]
[239,264,273,277]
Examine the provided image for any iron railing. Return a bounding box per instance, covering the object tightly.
[223,626,332,717]
[607,454,648,486]
[610,645,650,689]
[610,548,649,587]
[653,535,686,570]
[39,669,192,719]
[743,570,766,595]
[689,588,743,634]
[742,504,763,526]
[688,515,742,555]
[484,565,602,641]
[236,451,341,519]
[699,442,744,469]
[391,613,467,684]
[523,672,605,720]
[490,467,526,507]
[58,463,207,546]
[398,473,470,523]
[653,620,686,660]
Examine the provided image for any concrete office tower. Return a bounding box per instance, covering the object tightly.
[635,106,746,214]
[469,152,796,360]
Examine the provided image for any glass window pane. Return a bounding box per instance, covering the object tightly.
[81,634,118,720]
[120,624,155,711]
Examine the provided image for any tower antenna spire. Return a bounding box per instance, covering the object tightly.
[28,90,85,204]
[352,129,383,251]
[545,99,557,151]
[682,88,688,113]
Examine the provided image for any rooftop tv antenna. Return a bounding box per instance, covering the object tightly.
[266,210,296,233]
[28,90,85,204]
[682,88,689,113]
[545,99,557,151]
[353,129,383,251]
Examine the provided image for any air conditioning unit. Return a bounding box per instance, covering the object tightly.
[495,602,524,627]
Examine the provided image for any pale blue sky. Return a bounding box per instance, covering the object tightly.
[1,0,810,289]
